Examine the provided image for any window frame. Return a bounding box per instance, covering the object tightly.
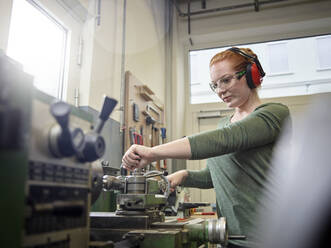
[266,41,293,77]
[27,0,69,99]
[315,35,331,71]
[7,0,70,100]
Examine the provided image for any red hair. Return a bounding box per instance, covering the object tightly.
[209,47,258,72]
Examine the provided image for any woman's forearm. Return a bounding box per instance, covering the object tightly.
[151,137,191,160]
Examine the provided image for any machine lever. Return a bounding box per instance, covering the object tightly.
[77,96,117,162]
[120,164,127,176]
[50,101,71,131]
[49,101,85,157]
[94,96,117,134]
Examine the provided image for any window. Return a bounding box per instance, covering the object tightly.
[190,49,223,104]
[7,0,68,99]
[189,34,331,104]
[267,42,290,75]
[316,36,331,70]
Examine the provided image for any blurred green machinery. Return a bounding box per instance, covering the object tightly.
[0,50,33,248]
[89,167,233,248]
[0,51,117,248]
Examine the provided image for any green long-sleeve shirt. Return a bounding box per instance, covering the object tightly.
[183,103,290,247]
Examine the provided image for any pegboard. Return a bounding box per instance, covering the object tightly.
[124,71,166,170]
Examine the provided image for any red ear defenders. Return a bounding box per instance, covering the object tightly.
[228,47,265,89]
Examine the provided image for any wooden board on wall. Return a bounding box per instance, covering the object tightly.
[124,71,166,162]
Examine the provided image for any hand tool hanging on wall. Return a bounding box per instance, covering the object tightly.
[129,127,143,145]
[145,115,156,150]
[133,131,143,145]
[132,102,139,122]
[129,127,135,145]
[145,115,156,126]
[140,125,144,145]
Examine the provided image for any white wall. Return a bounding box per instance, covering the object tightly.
[126,1,167,102]
[81,0,170,122]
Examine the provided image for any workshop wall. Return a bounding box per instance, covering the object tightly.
[85,0,169,122]
[81,0,123,121]
[125,1,167,104]
[176,0,331,49]
[0,0,170,123]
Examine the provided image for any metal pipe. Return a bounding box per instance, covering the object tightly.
[96,0,101,26]
[174,0,289,17]
[119,0,127,137]
[165,0,174,173]
[77,36,83,66]
[188,0,191,34]
[74,88,79,107]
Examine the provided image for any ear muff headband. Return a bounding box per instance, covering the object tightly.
[228,47,265,88]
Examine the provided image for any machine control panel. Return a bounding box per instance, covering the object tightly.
[23,95,117,248]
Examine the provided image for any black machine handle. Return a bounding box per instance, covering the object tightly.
[77,96,117,162]
[95,96,118,134]
[50,101,71,132]
[49,101,84,157]
[120,164,127,176]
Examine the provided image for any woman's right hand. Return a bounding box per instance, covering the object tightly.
[167,170,188,191]
[122,144,154,170]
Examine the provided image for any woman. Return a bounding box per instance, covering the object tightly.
[122,47,290,248]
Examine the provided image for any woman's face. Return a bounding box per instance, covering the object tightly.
[210,60,252,109]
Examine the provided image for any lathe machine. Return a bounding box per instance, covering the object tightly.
[89,165,234,248]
